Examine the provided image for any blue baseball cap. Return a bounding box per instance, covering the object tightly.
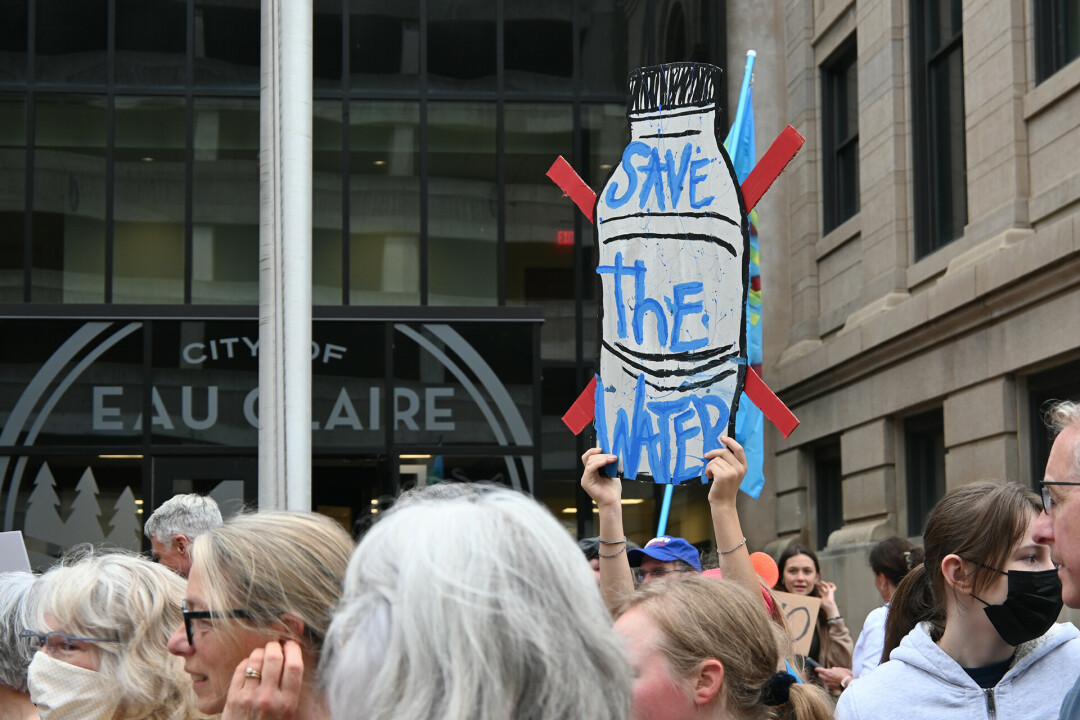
[627,536,702,572]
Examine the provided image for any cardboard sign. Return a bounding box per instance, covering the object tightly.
[772,590,822,657]
[0,531,31,573]
[593,62,750,485]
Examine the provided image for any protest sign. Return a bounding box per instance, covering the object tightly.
[0,530,31,573]
[772,589,822,657]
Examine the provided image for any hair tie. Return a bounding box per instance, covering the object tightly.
[760,671,796,706]
[903,550,912,570]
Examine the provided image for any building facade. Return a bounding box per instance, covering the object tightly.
[0,0,730,564]
[731,0,1080,633]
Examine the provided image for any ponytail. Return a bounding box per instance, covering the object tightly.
[880,562,942,663]
[783,681,835,720]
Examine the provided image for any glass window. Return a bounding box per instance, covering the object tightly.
[822,36,859,233]
[505,103,574,358]
[150,320,260,446]
[115,0,187,88]
[314,0,342,89]
[0,318,144,447]
[911,0,966,258]
[311,321,385,448]
[35,0,107,85]
[349,0,419,91]
[5,455,145,566]
[1035,0,1080,84]
[194,0,260,89]
[504,1,573,94]
[191,98,259,304]
[814,439,843,548]
[0,96,25,302]
[314,100,343,304]
[33,95,106,302]
[427,102,496,305]
[582,104,626,359]
[1026,359,1080,490]
[0,0,29,83]
[113,97,187,303]
[905,408,946,535]
[427,0,496,92]
[349,100,419,305]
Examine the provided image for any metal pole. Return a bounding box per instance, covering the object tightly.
[259,0,313,510]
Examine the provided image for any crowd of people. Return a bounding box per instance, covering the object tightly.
[1,399,1080,719]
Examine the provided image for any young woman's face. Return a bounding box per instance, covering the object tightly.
[614,607,699,720]
[166,560,271,715]
[974,510,1055,604]
[782,553,819,596]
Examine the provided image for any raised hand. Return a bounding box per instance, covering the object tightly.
[580,448,622,509]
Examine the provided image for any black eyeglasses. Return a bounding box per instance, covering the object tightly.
[1040,481,1080,516]
[20,630,119,653]
[181,600,252,647]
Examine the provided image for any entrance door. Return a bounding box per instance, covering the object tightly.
[151,456,258,521]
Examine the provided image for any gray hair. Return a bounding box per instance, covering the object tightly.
[143,493,223,542]
[1045,400,1080,480]
[321,484,632,720]
[0,571,35,692]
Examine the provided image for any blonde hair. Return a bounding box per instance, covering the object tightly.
[618,577,833,720]
[30,549,200,720]
[191,511,352,654]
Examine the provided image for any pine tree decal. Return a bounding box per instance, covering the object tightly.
[65,468,105,547]
[105,486,141,551]
[24,463,64,542]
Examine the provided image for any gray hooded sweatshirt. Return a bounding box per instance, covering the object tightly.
[836,621,1080,720]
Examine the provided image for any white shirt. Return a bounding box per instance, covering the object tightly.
[851,604,888,678]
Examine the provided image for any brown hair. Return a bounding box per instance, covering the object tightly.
[869,536,924,588]
[881,481,1040,661]
[618,576,833,720]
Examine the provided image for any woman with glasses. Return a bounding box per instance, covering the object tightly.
[167,511,352,720]
[836,481,1080,719]
[24,549,198,720]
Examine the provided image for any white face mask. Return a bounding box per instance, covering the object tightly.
[27,651,121,720]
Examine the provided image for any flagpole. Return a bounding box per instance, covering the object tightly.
[727,50,756,159]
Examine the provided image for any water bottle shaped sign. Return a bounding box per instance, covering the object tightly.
[594,62,749,485]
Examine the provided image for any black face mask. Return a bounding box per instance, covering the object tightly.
[972,567,1063,646]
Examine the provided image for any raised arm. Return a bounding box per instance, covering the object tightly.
[705,436,762,607]
[580,448,635,614]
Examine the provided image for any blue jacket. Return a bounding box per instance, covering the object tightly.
[836,621,1080,720]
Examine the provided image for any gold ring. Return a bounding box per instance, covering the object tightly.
[244,667,262,680]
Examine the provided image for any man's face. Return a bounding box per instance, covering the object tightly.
[637,557,692,584]
[1033,425,1080,607]
[151,535,191,577]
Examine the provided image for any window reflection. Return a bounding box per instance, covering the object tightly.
[194,0,260,89]
[428,0,495,92]
[191,98,259,304]
[350,0,419,90]
[0,97,25,302]
[115,0,187,88]
[349,101,419,305]
[33,96,106,302]
[0,0,29,83]
[35,0,107,85]
[113,97,186,303]
[428,102,495,305]
[314,100,343,304]
[504,103,574,359]
[505,1,572,93]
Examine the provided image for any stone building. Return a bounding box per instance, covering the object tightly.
[729,0,1080,633]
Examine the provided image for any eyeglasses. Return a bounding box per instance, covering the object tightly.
[181,600,253,647]
[20,630,119,653]
[1040,481,1080,516]
[633,567,693,583]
